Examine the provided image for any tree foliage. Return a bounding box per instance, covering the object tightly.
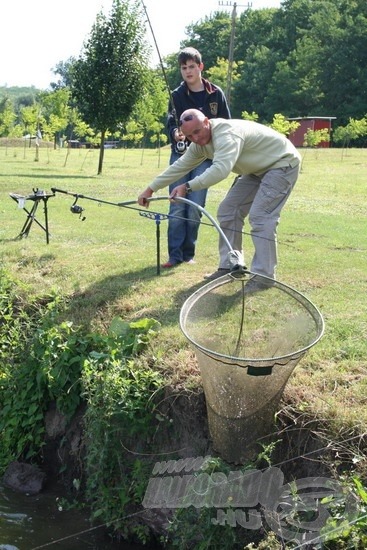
[172,0,367,136]
[1,0,367,148]
[0,98,16,136]
[126,71,168,148]
[70,0,149,173]
[333,117,367,147]
[303,127,330,147]
[269,113,300,136]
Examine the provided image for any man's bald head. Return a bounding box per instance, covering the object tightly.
[179,109,206,127]
[178,109,212,146]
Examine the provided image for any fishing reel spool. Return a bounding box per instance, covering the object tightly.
[176,140,187,154]
[70,197,86,220]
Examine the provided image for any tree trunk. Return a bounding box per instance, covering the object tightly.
[98,130,106,175]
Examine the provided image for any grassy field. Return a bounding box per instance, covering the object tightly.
[1,143,366,465]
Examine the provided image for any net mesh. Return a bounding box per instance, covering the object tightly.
[180,272,324,463]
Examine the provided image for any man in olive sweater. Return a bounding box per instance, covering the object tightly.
[138,109,301,283]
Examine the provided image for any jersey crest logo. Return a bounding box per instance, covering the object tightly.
[210,103,218,116]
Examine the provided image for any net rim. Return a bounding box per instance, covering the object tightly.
[179,273,325,367]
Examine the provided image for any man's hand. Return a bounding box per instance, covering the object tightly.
[138,187,153,207]
[169,183,188,201]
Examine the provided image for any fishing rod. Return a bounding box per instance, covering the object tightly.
[51,185,298,252]
[51,187,141,213]
[51,185,294,261]
[51,187,245,276]
[52,186,170,274]
[51,186,215,228]
[141,1,186,153]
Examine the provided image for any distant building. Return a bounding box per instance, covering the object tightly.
[67,140,81,148]
[288,116,336,148]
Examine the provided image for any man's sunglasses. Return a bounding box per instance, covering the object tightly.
[179,114,194,126]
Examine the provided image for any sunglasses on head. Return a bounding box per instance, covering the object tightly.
[179,114,194,126]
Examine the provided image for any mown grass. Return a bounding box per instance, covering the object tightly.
[1,143,366,455]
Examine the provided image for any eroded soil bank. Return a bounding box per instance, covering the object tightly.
[4,388,353,548]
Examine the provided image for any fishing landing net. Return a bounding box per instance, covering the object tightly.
[180,272,324,464]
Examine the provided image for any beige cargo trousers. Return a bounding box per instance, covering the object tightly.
[217,163,300,279]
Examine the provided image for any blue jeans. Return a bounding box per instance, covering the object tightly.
[167,152,212,263]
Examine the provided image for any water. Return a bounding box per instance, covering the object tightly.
[0,483,150,550]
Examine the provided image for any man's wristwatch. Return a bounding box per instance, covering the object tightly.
[185,182,192,194]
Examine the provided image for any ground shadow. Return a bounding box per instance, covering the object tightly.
[61,264,209,332]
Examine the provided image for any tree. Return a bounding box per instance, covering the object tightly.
[123,71,168,167]
[164,0,367,131]
[233,44,279,120]
[333,117,367,148]
[51,58,77,90]
[19,104,42,139]
[241,110,259,121]
[70,0,149,174]
[269,113,300,136]
[303,127,330,147]
[38,88,71,148]
[315,0,367,124]
[182,12,232,72]
[206,58,243,99]
[129,72,168,146]
[0,98,16,137]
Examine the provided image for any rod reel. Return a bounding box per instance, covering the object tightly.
[176,140,187,154]
[70,197,86,221]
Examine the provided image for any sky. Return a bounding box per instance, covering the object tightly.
[0,0,281,90]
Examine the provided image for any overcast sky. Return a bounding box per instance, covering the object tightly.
[1,0,281,89]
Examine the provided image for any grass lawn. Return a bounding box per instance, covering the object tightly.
[1,143,366,466]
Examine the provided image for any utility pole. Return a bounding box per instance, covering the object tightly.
[218,1,252,106]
